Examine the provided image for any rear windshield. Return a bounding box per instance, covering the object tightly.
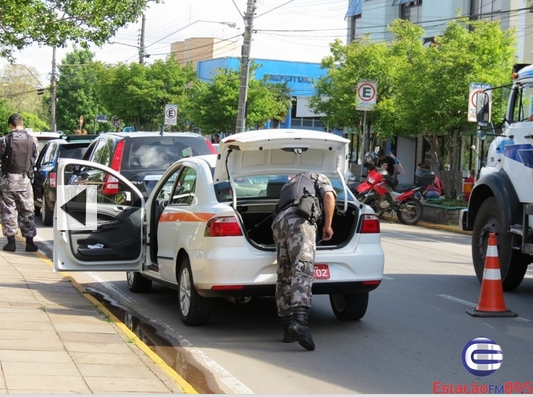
[59,144,88,159]
[213,173,353,202]
[123,136,211,171]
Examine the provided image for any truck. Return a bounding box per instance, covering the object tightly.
[462,63,533,291]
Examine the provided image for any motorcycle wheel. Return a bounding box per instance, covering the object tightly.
[397,198,423,225]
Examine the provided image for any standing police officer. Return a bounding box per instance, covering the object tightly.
[271,172,336,351]
[0,114,39,252]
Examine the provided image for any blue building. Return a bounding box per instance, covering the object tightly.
[197,57,333,132]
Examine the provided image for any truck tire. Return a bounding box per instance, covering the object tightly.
[472,197,529,291]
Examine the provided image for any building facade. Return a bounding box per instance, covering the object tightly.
[197,57,330,132]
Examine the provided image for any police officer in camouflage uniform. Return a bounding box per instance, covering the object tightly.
[0,114,39,252]
[272,172,336,351]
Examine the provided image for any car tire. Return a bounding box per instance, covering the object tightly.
[41,195,53,226]
[472,196,529,291]
[126,271,152,293]
[329,292,369,321]
[178,257,211,326]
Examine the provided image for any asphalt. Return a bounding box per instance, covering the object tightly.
[0,217,467,394]
[0,234,197,395]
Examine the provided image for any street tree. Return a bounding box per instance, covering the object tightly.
[310,37,392,156]
[265,81,293,129]
[56,47,103,134]
[0,0,161,62]
[184,65,295,134]
[0,64,48,125]
[96,57,196,131]
[389,18,516,197]
[311,18,516,198]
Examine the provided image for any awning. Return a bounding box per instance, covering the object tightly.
[345,0,362,18]
[392,0,413,5]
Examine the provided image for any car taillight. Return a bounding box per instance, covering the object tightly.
[361,214,380,233]
[205,216,243,237]
[205,139,218,154]
[49,172,56,188]
[103,140,125,195]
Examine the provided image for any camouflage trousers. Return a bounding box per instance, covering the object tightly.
[272,213,317,318]
[0,189,36,238]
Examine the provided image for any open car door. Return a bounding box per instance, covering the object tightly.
[54,159,145,272]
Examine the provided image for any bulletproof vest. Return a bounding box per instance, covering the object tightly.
[2,130,33,173]
[276,172,320,213]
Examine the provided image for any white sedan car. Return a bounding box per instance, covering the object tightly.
[54,129,384,326]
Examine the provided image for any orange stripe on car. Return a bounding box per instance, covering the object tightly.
[159,212,214,222]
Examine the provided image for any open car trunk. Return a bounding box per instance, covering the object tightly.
[235,200,359,249]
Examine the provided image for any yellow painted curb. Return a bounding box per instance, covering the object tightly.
[33,253,198,395]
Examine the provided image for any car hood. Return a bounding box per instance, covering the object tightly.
[214,129,350,182]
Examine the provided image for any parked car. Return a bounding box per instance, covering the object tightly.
[69,131,217,199]
[53,129,384,327]
[32,135,97,225]
[28,131,64,153]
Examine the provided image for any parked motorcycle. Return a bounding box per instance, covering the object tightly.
[354,152,425,225]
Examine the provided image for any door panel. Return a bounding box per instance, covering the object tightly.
[54,159,145,272]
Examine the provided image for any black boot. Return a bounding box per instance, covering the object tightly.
[288,307,315,351]
[25,237,38,252]
[281,315,297,343]
[3,236,16,252]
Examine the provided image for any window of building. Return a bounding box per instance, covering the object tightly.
[470,0,502,21]
[399,1,422,23]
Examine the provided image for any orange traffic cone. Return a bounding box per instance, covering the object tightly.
[466,233,517,318]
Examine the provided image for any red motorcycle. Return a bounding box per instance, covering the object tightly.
[355,153,425,225]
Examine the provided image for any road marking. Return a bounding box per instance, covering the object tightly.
[437,294,530,322]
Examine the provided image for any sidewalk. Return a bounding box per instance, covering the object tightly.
[0,235,197,394]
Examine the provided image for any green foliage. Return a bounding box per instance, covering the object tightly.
[20,112,49,131]
[56,47,103,133]
[0,99,13,134]
[0,0,161,61]
[184,63,287,134]
[311,18,517,199]
[96,57,196,131]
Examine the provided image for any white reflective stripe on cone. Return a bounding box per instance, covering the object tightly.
[483,268,501,280]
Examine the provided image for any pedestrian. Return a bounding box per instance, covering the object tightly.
[419,162,445,199]
[377,150,397,177]
[0,114,39,252]
[212,133,220,143]
[271,172,336,351]
[390,150,406,176]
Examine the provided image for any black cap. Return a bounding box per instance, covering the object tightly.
[8,113,23,127]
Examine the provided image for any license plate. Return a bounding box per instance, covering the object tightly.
[314,264,330,279]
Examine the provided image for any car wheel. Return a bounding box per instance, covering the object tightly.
[41,195,53,226]
[472,197,529,291]
[178,257,211,326]
[126,271,152,293]
[329,292,369,321]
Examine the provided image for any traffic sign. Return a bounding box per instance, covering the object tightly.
[111,116,122,128]
[468,83,492,122]
[356,80,377,111]
[165,104,178,125]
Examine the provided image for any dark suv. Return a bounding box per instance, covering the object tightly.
[72,131,216,199]
[32,135,97,225]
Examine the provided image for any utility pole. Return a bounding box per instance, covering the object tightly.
[235,0,256,134]
[139,13,146,65]
[50,46,57,132]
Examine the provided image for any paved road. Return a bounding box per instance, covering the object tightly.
[35,220,533,394]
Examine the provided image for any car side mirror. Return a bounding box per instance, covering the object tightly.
[476,92,491,127]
